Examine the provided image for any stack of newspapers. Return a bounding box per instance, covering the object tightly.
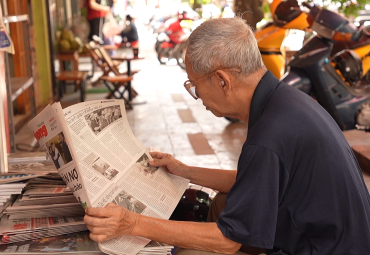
[0,182,25,213]
[0,172,174,254]
[0,172,86,245]
[0,231,174,254]
[0,155,58,217]
[0,171,52,215]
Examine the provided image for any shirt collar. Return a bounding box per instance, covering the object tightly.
[248,71,280,132]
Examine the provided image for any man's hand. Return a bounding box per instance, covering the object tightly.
[149,152,190,179]
[84,203,138,243]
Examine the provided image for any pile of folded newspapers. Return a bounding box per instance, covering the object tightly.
[0,231,174,255]
[1,157,85,243]
[0,173,86,245]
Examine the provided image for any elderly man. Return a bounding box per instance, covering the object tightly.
[84,17,370,254]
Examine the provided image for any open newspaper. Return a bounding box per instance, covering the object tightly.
[27,100,190,255]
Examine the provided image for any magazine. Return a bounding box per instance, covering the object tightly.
[27,100,190,255]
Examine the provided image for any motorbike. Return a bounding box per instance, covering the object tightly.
[256,0,309,79]
[282,2,370,131]
[154,16,178,53]
[157,13,194,66]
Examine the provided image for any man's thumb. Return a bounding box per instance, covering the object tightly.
[149,159,163,167]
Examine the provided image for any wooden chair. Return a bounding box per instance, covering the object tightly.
[86,42,140,77]
[86,42,135,108]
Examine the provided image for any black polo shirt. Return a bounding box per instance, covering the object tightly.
[217,71,370,254]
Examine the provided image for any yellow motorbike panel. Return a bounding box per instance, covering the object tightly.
[261,54,286,78]
[281,13,309,30]
[362,56,370,77]
[353,44,370,59]
[353,45,370,77]
[256,24,286,78]
[255,25,286,49]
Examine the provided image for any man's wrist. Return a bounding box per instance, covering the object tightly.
[130,213,141,236]
[183,164,193,180]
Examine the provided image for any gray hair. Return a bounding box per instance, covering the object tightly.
[186,17,265,76]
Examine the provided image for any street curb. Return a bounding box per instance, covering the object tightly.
[352,145,370,174]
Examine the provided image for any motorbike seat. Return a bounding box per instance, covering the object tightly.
[274,0,302,26]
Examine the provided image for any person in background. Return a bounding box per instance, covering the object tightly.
[102,0,117,56]
[86,0,110,42]
[120,15,139,46]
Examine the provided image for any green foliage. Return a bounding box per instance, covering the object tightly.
[190,0,211,6]
[336,0,367,17]
[261,0,271,20]
[305,0,367,18]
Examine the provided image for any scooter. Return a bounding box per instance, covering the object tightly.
[256,0,309,79]
[282,2,370,131]
[175,19,204,70]
[157,13,193,65]
[154,16,178,53]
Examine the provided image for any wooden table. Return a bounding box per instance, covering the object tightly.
[55,51,79,72]
[56,51,96,80]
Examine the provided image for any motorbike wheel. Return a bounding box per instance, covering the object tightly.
[157,48,171,65]
[155,40,163,53]
[224,117,240,123]
[176,43,187,70]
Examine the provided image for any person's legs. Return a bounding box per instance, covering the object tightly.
[88,18,101,42]
[207,192,228,222]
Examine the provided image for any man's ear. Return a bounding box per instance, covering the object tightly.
[215,70,231,96]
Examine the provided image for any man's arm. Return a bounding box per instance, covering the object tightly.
[85,204,242,254]
[89,0,110,13]
[149,152,237,193]
[183,166,237,193]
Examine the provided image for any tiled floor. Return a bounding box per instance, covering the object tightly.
[14,24,370,189]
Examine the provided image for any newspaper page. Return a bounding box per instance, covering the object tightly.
[63,99,189,255]
[27,104,91,210]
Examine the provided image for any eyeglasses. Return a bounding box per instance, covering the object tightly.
[183,68,241,100]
